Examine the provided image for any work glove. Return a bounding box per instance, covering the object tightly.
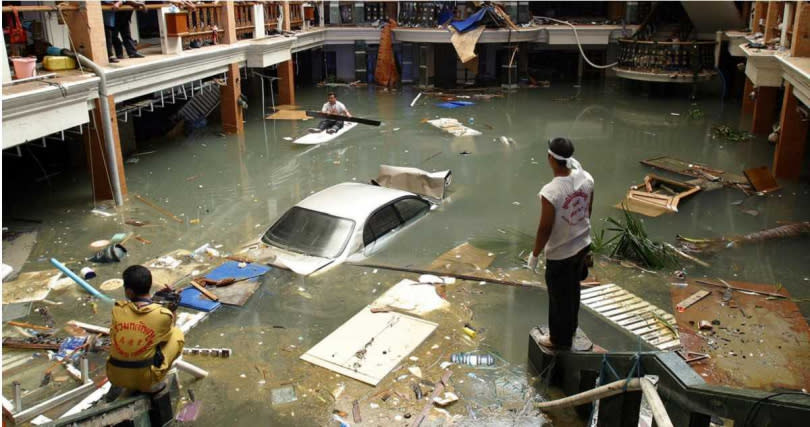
[527,251,539,272]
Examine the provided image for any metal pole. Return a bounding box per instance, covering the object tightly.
[80,357,90,383]
[70,51,125,206]
[13,381,22,412]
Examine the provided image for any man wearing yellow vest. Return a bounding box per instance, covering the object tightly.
[107,265,184,393]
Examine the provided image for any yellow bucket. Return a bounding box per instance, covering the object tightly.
[43,56,77,71]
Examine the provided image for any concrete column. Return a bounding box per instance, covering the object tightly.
[751,85,778,135]
[318,2,325,27]
[220,0,237,44]
[221,63,244,134]
[1,39,11,83]
[277,60,296,105]
[86,96,127,201]
[253,3,266,39]
[63,1,108,64]
[158,7,183,54]
[773,83,809,180]
[282,1,291,32]
[418,44,434,89]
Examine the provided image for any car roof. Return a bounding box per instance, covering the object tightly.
[296,182,420,222]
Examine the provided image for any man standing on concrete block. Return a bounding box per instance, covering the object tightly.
[527,137,594,350]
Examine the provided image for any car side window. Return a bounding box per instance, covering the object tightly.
[363,205,402,245]
[394,197,430,223]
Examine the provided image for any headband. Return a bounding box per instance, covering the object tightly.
[548,149,581,170]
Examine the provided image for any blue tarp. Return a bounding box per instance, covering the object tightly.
[437,101,476,109]
[179,287,222,312]
[204,261,271,282]
[450,7,488,33]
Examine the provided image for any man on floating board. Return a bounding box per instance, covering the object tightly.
[316,92,352,134]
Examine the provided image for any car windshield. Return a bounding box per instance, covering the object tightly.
[261,207,355,258]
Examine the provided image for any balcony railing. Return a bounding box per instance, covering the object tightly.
[616,39,717,74]
[265,1,280,32]
[234,3,255,40]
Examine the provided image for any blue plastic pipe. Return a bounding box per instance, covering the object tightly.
[50,258,115,304]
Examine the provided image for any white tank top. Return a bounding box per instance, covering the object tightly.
[539,169,594,260]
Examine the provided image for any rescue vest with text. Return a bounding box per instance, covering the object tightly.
[109,301,174,363]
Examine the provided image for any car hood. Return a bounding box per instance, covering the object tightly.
[240,244,334,276]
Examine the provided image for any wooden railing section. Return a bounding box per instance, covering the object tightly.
[265,1,280,32]
[234,3,255,40]
[180,3,224,48]
[289,1,304,30]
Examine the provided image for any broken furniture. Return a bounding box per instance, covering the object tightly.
[640,156,750,191]
[743,166,781,193]
[617,174,701,217]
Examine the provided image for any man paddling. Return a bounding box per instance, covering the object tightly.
[317,92,352,134]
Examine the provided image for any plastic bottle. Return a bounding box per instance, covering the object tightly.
[450,352,494,366]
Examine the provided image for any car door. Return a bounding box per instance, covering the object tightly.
[362,204,403,256]
[362,197,430,256]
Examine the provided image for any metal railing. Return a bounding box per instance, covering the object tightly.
[616,39,717,73]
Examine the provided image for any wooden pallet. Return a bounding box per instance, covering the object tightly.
[580,284,681,351]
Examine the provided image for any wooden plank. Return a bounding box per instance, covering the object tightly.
[744,166,781,192]
[658,340,683,351]
[190,280,219,301]
[774,83,809,180]
[675,290,711,312]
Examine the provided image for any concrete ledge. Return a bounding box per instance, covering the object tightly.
[292,29,327,52]
[247,36,295,68]
[2,77,99,149]
[741,44,785,87]
[614,68,717,83]
[325,27,382,44]
[105,44,247,103]
[779,56,810,108]
[725,31,748,57]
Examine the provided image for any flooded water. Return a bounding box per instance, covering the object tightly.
[3,77,810,425]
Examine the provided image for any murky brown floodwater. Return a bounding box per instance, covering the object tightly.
[3,77,810,425]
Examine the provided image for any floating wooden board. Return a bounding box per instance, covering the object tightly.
[1,269,58,304]
[265,110,312,120]
[300,308,437,386]
[671,280,810,390]
[580,284,681,351]
[144,249,210,288]
[743,166,781,193]
[640,156,748,186]
[426,118,482,137]
[208,279,261,306]
[428,242,494,273]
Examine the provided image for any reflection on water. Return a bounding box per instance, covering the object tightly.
[3,79,810,425]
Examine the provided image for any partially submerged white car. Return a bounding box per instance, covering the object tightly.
[242,182,433,275]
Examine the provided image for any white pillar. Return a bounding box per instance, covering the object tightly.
[158,7,183,55]
[130,10,140,43]
[1,40,12,83]
[318,1,325,27]
[253,4,266,38]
